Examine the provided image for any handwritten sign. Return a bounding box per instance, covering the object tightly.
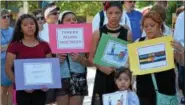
[24,63,53,85]
[49,24,92,53]
[14,58,61,90]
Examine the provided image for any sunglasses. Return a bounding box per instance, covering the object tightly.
[128,1,136,3]
[36,16,44,21]
[1,15,10,19]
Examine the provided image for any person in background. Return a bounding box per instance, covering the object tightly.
[39,2,60,42]
[0,9,14,105]
[154,1,168,9]
[32,9,45,32]
[92,1,132,32]
[173,11,185,104]
[123,0,143,41]
[5,14,52,105]
[176,6,184,17]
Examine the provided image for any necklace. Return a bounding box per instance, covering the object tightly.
[22,39,39,47]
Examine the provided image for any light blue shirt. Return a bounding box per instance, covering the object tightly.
[1,27,14,60]
[60,54,86,78]
[174,12,184,47]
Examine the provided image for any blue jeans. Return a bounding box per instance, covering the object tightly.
[177,64,185,96]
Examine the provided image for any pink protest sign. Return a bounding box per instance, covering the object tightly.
[49,23,92,53]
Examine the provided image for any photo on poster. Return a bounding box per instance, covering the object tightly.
[137,43,167,70]
[101,40,128,68]
[103,91,127,105]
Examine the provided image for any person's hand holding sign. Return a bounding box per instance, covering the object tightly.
[70,53,83,62]
[57,54,67,63]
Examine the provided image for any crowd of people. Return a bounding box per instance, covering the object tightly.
[1,1,184,105]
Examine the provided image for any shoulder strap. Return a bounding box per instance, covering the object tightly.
[66,55,71,72]
[139,37,146,41]
[99,10,104,28]
[151,74,158,91]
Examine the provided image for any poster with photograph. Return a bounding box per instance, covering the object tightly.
[128,36,175,75]
[103,91,128,105]
[94,33,129,68]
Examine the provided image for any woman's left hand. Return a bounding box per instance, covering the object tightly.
[70,53,83,62]
[171,41,184,53]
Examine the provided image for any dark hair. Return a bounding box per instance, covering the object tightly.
[115,67,132,81]
[32,9,43,17]
[151,4,166,21]
[11,14,39,42]
[58,12,77,24]
[176,6,184,16]
[114,67,132,89]
[104,1,123,11]
[142,11,165,33]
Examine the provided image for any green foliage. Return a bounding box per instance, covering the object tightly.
[166,1,177,27]
[57,1,102,16]
[0,1,180,26]
[136,1,154,9]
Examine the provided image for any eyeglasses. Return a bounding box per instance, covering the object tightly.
[1,15,10,19]
[36,16,44,21]
[128,1,136,3]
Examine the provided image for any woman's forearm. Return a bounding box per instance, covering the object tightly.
[5,68,15,83]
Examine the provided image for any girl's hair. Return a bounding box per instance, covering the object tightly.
[104,1,123,11]
[11,14,39,42]
[115,67,132,90]
[141,11,165,33]
[115,67,132,81]
[58,11,77,24]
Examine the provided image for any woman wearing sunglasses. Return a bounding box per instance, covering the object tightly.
[0,9,14,105]
[32,9,45,32]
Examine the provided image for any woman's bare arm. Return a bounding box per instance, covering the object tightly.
[5,52,16,83]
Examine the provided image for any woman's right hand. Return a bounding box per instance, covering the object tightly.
[57,54,67,63]
[25,90,34,93]
[97,65,116,75]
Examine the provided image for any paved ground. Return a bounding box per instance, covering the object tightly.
[83,67,96,105]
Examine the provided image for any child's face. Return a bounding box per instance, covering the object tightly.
[21,18,36,37]
[115,73,131,91]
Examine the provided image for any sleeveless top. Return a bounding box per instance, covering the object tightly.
[99,25,128,41]
[91,25,128,105]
